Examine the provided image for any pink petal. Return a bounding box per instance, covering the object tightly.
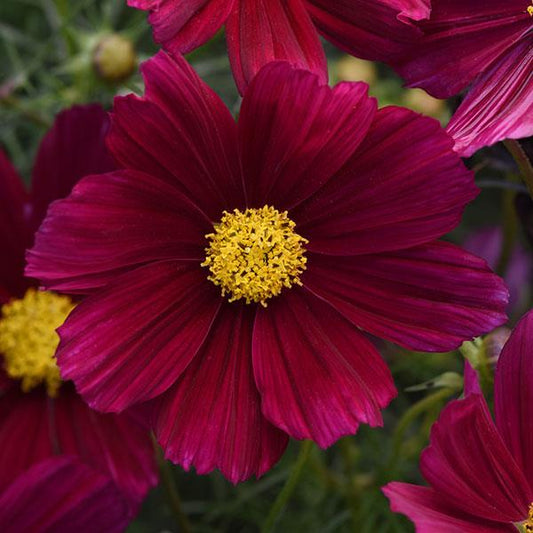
[30,104,115,231]
[420,394,531,523]
[394,1,530,98]
[0,150,31,297]
[239,62,376,210]
[252,287,395,448]
[447,39,533,156]
[292,107,477,255]
[303,241,508,352]
[306,0,427,63]
[0,457,130,533]
[226,0,327,95]
[155,304,288,483]
[128,0,233,55]
[463,361,482,397]
[56,262,221,412]
[494,310,533,486]
[26,169,210,293]
[108,51,243,219]
[53,387,158,506]
[383,483,516,533]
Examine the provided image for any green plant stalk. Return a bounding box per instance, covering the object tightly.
[504,139,533,200]
[261,440,313,533]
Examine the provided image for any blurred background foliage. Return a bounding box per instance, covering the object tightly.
[1,1,531,531]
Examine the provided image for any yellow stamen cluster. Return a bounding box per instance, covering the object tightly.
[0,289,74,397]
[528,1,533,16]
[202,206,308,306]
[517,504,533,532]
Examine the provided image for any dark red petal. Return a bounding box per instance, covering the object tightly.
[252,288,395,448]
[447,39,533,156]
[494,310,533,486]
[31,104,115,231]
[303,241,508,352]
[108,51,243,219]
[0,457,130,533]
[293,107,477,255]
[420,394,531,523]
[0,390,53,493]
[128,0,233,54]
[56,262,221,412]
[394,1,530,98]
[239,62,376,210]
[463,361,482,397]
[53,387,158,506]
[26,169,210,293]
[0,150,31,297]
[306,0,427,63]
[383,483,516,533]
[155,304,288,483]
[226,0,326,94]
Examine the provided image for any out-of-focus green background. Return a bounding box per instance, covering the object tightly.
[1,1,530,531]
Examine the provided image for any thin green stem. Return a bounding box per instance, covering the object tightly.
[504,139,533,200]
[261,440,313,533]
[153,438,192,533]
[0,96,51,128]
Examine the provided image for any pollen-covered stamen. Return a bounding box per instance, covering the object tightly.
[202,206,308,306]
[516,504,533,532]
[0,289,74,397]
[528,1,533,16]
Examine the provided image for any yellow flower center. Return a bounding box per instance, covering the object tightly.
[528,1,533,16]
[202,206,308,307]
[516,504,533,532]
[0,289,74,397]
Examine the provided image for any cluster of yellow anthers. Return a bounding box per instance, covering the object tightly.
[0,288,74,397]
[528,0,533,16]
[202,206,308,307]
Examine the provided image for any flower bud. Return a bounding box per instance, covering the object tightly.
[93,34,136,83]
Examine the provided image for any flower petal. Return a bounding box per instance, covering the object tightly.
[56,262,221,412]
[447,39,533,156]
[128,0,234,54]
[53,387,158,506]
[292,107,477,255]
[30,104,115,231]
[26,169,210,293]
[383,483,516,533]
[393,1,530,98]
[226,0,327,94]
[0,150,31,298]
[155,304,288,483]
[420,394,531,523]
[0,457,130,533]
[494,310,533,486]
[252,288,395,447]
[108,51,243,219]
[306,0,427,63]
[303,241,508,352]
[239,62,376,211]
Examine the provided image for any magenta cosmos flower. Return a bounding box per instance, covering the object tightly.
[0,456,130,533]
[27,52,508,483]
[0,105,157,508]
[128,0,430,93]
[392,0,533,156]
[384,309,533,532]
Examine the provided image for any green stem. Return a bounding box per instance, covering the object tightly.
[153,439,192,533]
[0,96,50,128]
[261,440,313,533]
[504,139,533,200]
[383,388,455,479]
[496,175,518,276]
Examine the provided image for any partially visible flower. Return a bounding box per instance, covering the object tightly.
[27,53,508,483]
[128,0,430,93]
[464,226,531,314]
[0,105,157,508]
[392,0,533,156]
[0,456,130,533]
[384,309,533,532]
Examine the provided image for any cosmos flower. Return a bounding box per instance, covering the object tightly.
[0,456,130,533]
[127,0,430,93]
[392,0,533,156]
[27,52,508,483]
[0,105,157,509]
[384,309,533,532]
